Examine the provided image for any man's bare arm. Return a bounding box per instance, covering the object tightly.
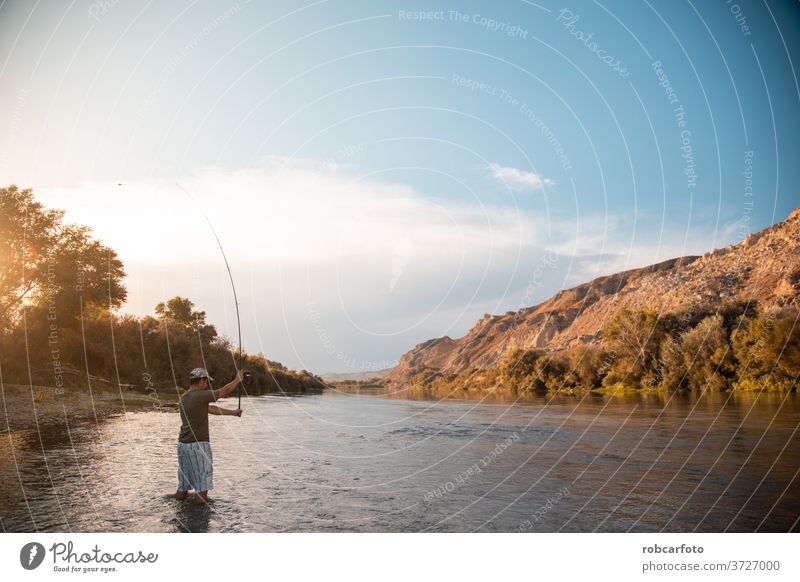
[208,405,242,416]
[216,370,245,398]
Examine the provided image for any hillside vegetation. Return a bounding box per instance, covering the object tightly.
[387,206,800,395]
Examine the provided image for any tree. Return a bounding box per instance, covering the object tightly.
[0,185,63,329]
[499,348,543,389]
[732,308,800,391]
[659,335,686,392]
[499,348,565,391]
[567,344,608,390]
[659,314,734,392]
[155,296,217,342]
[0,185,126,331]
[603,308,670,388]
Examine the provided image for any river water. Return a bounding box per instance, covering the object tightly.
[1,390,798,532]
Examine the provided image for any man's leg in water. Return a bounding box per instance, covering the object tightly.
[191,443,213,504]
[176,443,194,500]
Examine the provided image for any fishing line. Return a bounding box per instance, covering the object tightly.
[176,182,249,408]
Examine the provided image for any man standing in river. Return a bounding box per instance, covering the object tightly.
[176,367,244,505]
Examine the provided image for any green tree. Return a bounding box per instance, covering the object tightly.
[499,348,543,389]
[603,308,670,388]
[1,185,63,329]
[732,308,800,391]
[567,344,609,390]
[0,186,126,329]
[659,335,687,392]
[155,297,217,343]
[498,348,565,391]
[659,314,734,392]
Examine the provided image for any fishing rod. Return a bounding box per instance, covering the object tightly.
[176,182,250,408]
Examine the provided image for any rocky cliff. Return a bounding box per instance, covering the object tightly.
[385,206,800,385]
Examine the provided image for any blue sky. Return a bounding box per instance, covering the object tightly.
[1,0,799,373]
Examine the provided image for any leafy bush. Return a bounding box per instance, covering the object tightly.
[602,308,670,388]
[732,308,799,392]
[566,344,610,390]
[658,314,735,392]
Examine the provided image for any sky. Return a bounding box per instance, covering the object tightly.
[1,0,799,374]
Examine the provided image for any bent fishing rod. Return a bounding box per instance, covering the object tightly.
[176,182,250,408]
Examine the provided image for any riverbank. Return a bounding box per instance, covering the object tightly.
[331,375,791,404]
[0,383,179,432]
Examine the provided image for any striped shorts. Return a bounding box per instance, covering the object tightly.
[177,441,213,492]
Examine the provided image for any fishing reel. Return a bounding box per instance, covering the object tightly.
[242,370,253,386]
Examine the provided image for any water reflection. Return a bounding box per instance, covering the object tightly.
[1,390,798,532]
[164,496,211,533]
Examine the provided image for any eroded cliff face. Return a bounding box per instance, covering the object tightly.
[386,207,800,385]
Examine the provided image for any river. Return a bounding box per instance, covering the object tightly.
[1,389,798,532]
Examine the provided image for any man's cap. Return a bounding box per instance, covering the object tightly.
[189,368,214,381]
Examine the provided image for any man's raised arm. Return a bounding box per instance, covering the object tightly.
[216,370,245,398]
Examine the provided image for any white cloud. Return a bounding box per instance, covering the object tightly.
[488,163,554,191]
[37,159,544,267]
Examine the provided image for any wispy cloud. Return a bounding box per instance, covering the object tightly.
[488,163,554,191]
